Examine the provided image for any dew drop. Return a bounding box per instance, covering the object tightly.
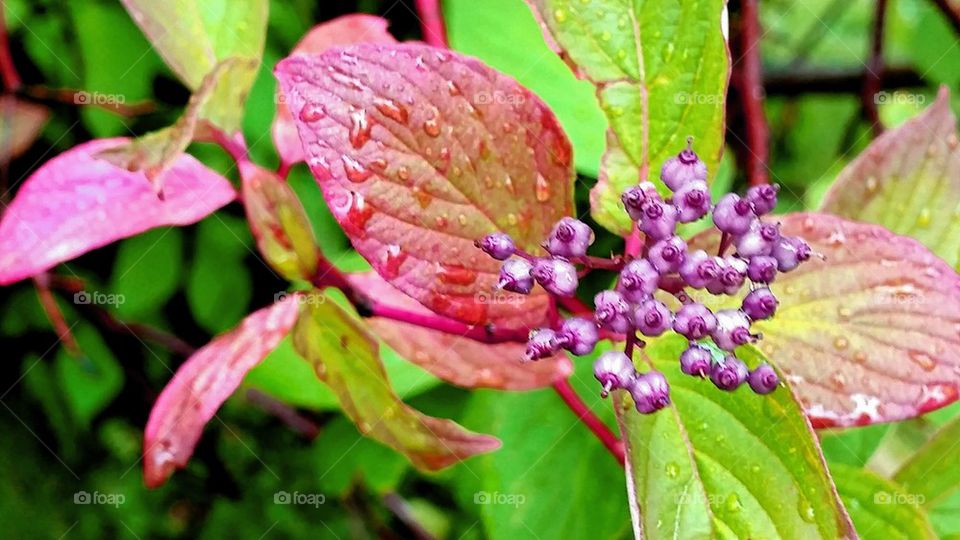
[368,158,387,172]
[950,134,959,149]
[830,372,847,390]
[664,462,680,479]
[457,214,468,226]
[341,155,373,183]
[435,215,449,228]
[553,8,567,22]
[412,186,432,209]
[424,117,442,137]
[299,102,325,122]
[797,497,816,523]
[601,31,612,41]
[833,337,849,350]
[853,351,867,364]
[724,494,742,514]
[483,175,494,188]
[447,80,461,96]
[909,350,937,372]
[837,307,852,320]
[504,174,516,195]
[502,122,515,134]
[374,97,409,124]
[865,176,879,193]
[507,213,519,226]
[349,109,373,149]
[535,173,551,202]
[917,207,932,228]
[478,140,491,159]
[382,244,407,279]
[397,166,411,183]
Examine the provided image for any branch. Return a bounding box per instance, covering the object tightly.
[553,379,625,465]
[414,0,449,48]
[764,66,923,96]
[0,2,20,91]
[863,0,889,137]
[33,275,81,357]
[245,389,319,440]
[736,0,770,186]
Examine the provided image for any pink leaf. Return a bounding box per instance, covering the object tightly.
[272,15,396,169]
[143,295,300,488]
[275,44,575,329]
[349,272,572,389]
[0,138,236,285]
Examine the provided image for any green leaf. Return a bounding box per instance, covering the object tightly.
[618,334,855,539]
[313,416,409,496]
[54,324,124,427]
[186,217,252,334]
[526,0,729,234]
[446,0,607,176]
[110,227,183,318]
[894,413,960,508]
[831,464,935,540]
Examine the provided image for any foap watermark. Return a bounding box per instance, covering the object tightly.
[74,490,125,508]
[674,92,724,105]
[74,290,125,306]
[74,91,127,106]
[274,291,327,305]
[874,91,926,106]
[474,90,526,106]
[474,290,526,307]
[473,491,526,507]
[274,490,326,508]
[874,490,925,507]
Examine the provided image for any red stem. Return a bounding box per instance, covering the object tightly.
[414,0,449,48]
[0,4,21,91]
[624,224,643,258]
[863,0,888,137]
[553,379,625,465]
[33,275,81,357]
[369,302,529,343]
[737,0,770,186]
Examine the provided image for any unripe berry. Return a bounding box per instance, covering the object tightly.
[648,236,687,274]
[680,345,713,378]
[745,184,780,215]
[616,259,660,303]
[621,182,660,221]
[594,290,633,334]
[532,258,579,297]
[633,299,673,337]
[711,309,754,351]
[746,255,778,283]
[742,287,778,321]
[673,303,717,340]
[637,199,678,240]
[555,317,600,356]
[713,193,755,235]
[498,258,534,294]
[735,221,781,257]
[629,370,671,413]
[545,217,594,258]
[660,139,708,191]
[476,232,516,260]
[525,328,559,361]
[594,351,636,397]
[748,363,780,394]
[710,355,749,391]
[772,236,812,272]
[679,250,720,289]
[673,180,712,223]
[707,256,747,295]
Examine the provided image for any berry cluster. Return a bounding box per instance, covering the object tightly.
[476,138,812,414]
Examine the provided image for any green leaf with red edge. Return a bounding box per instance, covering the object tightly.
[618,334,855,539]
[525,0,729,235]
[272,15,397,169]
[821,86,960,270]
[687,212,960,428]
[275,44,575,329]
[292,291,500,470]
[348,272,572,390]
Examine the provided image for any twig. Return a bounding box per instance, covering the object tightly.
[0,3,20,91]
[413,0,449,48]
[931,0,960,36]
[764,66,923,96]
[383,493,437,540]
[863,0,889,137]
[33,275,82,357]
[736,0,770,186]
[552,379,625,465]
[245,389,320,440]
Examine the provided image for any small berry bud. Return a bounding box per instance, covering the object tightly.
[748,363,780,394]
[680,345,713,378]
[629,370,671,413]
[772,236,812,272]
[594,290,633,334]
[637,199,678,240]
[713,193,755,235]
[555,317,600,356]
[476,232,516,260]
[525,328,559,361]
[673,303,717,340]
[746,184,780,215]
[742,288,778,321]
[616,259,660,303]
[673,180,712,223]
[735,221,780,258]
[746,255,778,283]
[545,217,594,258]
[532,258,579,297]
[707,256,747,295]
[594,351,636,397]
[660,139,708,191]
[633,299,673,337]
[498,258,534,294]
[710,355,749,391]
[648,236,687,274]
[711,309,754,351]
[621,182,661,221]
[679,250,720,289]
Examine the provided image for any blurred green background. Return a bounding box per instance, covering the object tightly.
[2,0,960,538]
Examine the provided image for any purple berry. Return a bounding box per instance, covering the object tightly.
[679,250,721,290]
[525,328,558,361]
[629,370,671,413]
[716,256,748,295]
[637,199,678,240]
[710,356,749,391]
[742,288,778,321]
[713,193,755,235]
[544,217,594,258]
[531,258,579,297]
[680,345,713,378]
[673,303,717,340]
[648,236,687,274]
[621,182,660,221]
[633,299,673,337]
[594,290,633,334]
[673,180,712,223]
[746,184,780,215]
[476,232,516,260]
[746,255,778,283]
[555,317,599,356]
[735,221,781,257]
[660,139,708,191]
[498,258,534,294]
[772,236,812,272]
[704,256,731,295]
[748,363,780,394]
[616,259,660,303]
[711,309,754,351]
[594,351,636,397]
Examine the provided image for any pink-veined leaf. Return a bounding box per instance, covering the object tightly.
[688,212,960,428]
[272,15,397,168]
[0,97,49,164]
[276,44,575,329]
[0,138,236,285]
[348,272,572,389]
[143,295,300,487]
[293,292,500,470]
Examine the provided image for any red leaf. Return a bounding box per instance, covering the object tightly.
[275,44,575,329]
[272,15,396,169]
[0,138,236,285]
[143,296,300,488]
[349,272,572,389]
